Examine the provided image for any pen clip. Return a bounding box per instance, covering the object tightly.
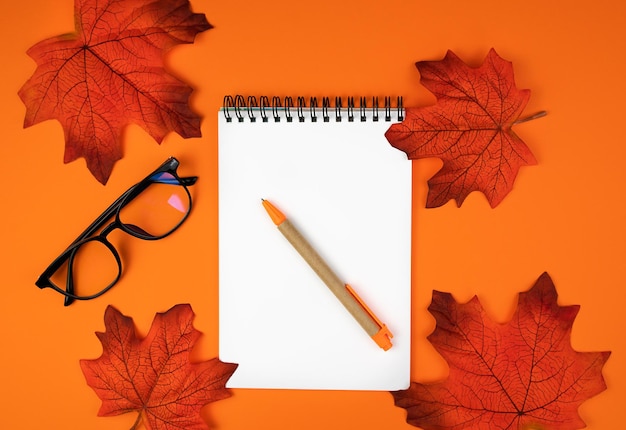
[345,284,393,351]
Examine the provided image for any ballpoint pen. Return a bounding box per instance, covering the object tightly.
[262,198,393,350]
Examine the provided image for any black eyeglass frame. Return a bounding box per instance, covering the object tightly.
[35,157,197,306]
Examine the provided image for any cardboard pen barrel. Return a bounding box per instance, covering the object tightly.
[277,219,381,336]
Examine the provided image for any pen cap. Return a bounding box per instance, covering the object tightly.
[372,325,393,351]
[345,284,393,351]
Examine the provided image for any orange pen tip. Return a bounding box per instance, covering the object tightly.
[262,199,287,225]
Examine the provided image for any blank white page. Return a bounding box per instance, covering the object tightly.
[218,106,411,390]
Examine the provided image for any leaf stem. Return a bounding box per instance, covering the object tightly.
[513,110,547,125]
[130,412,143,430]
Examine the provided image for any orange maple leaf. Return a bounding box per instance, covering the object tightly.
[385,48,545,208]
[393,273,610,430]
[18,0,211,184]
[80,304,237,430]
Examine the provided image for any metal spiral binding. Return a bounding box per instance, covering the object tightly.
[223,95,404,123]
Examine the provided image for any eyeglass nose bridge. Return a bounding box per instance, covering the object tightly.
[100,218,125,237]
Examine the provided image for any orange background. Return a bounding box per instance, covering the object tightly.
[1,1,625,429]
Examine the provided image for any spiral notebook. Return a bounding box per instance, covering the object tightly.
[218,95,412,390]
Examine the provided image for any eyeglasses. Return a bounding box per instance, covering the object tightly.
[36,157,197,306]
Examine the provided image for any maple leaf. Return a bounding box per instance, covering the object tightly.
[385,48,545,208]
[18,0,211,184]
[393,273,610,430]
[80,304,237,430]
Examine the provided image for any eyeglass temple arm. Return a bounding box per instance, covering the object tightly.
[61,175,198,248]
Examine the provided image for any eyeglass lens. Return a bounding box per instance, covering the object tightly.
[50,239,120,299]
[119,173,191,238]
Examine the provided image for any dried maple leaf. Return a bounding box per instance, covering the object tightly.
[80,304,237,430]
[18,0,211,184]
[385,48,545,208]
[394,273,610,430]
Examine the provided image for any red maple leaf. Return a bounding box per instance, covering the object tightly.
[80,304,237,430]
[393,273,610,430]
[385,49,545,208]
[18,0,211,184]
